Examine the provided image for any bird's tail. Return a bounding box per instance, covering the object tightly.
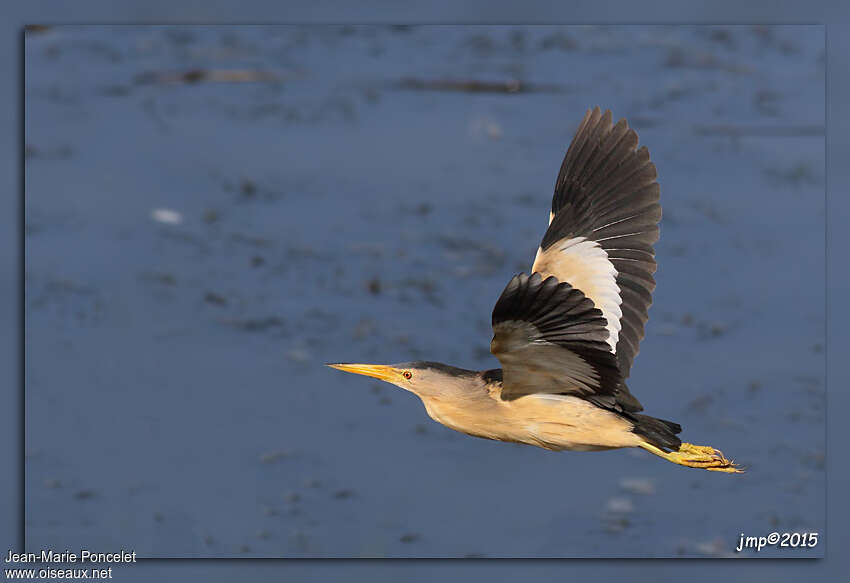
[638,440,743,473]
[629,413,682,451]
[628,413,742,473]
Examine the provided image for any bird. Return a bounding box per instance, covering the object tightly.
[329,107,741,473]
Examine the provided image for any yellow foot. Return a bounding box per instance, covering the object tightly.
[639,441,744,473]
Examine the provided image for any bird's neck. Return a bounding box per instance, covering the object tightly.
[418,374,503,438]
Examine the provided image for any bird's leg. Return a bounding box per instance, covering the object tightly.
[638,441,743,473]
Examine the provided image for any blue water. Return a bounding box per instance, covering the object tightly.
[24,25,824,558]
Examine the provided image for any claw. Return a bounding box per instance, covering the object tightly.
[639,441,744,473]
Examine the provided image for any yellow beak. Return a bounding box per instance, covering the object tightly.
[327,363,397,382]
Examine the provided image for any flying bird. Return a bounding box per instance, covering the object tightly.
[330,107,741,473]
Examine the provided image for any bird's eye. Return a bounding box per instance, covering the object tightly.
[402,371,413,380]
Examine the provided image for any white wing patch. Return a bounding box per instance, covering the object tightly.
[531,237,622,352]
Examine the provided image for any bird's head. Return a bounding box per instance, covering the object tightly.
[327,361,476,398]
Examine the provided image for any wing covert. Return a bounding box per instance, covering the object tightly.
[490,272,639,411]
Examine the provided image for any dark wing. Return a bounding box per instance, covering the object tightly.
[490,272,640,411]
[531,107,660,382]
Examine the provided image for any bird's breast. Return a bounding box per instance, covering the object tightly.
[420,397,506,442]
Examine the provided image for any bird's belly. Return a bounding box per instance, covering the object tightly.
[517,421,621,451]
[508,395,642,450]
[421,394,640,451]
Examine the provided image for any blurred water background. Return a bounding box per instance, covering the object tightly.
[24,25,824,558]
